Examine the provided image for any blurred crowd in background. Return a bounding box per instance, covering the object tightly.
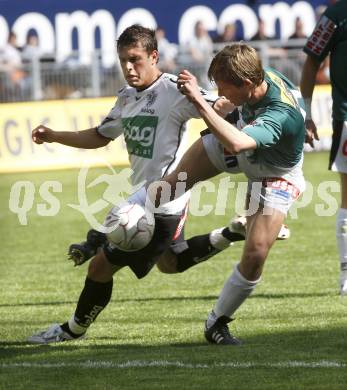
[0,10,330,103]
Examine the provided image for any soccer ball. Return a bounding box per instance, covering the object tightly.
[104,202,155,252]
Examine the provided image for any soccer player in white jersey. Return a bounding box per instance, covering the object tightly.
[28,25,247,344]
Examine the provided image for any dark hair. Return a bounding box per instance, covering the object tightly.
[208,43,264,87]
[117,24,157,53]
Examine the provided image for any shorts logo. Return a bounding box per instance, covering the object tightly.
[269,188,291,201]
[123,116,158,159]
[262,177,300,200]
[223,147,238,168]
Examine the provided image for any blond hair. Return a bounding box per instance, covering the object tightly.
[208,43,264,87]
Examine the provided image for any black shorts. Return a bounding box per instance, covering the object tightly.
[329,119,344,171]
[103,212,186,279]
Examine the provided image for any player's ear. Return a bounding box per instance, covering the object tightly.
[243,79,253,87]
[151,50,159,65]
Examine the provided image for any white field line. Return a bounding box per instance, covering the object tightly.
[1,360,345,369]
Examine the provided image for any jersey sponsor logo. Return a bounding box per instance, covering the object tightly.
[141,107,155,114]
[305,15,336,57]
[140,90,157,114]
[146,90,157,107]
[122,116,158,159]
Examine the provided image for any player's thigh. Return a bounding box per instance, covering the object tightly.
[166,138,221,190]
[87,250,122,282]
[240,208,286,280]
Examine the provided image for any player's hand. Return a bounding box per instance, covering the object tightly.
[32,125,55,144]
[304,119,319,148]
[177,70,200,102]
[213,96,235,117]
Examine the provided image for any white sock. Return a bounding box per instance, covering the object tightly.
[336,208,347,282]
[68,315,88,335]
[206,263,260,328]
[209,228,233,250]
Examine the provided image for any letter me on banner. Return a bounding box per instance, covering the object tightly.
[0,85,333,173]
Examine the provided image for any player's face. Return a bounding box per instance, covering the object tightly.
[215,80,254,106]
[118,44,159,90]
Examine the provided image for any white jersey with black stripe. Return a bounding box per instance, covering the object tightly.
[97,73,217,187]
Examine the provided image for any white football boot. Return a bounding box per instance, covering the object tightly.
[229,215,290,240]
[27,323,85,344]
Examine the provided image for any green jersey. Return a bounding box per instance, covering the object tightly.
[241,68,305,169]
[304,1,347,121]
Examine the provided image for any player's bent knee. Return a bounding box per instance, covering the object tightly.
[156,251,179,274]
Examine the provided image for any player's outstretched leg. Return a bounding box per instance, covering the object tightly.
[68,229,107,266]
[171,225,245,273]
[28,251,120,344]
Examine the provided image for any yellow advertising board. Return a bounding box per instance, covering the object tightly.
[0,86,332,173]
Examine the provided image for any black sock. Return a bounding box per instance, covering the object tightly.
[175,234,220,273]
[61,277,113,336]
[174,228,245,273]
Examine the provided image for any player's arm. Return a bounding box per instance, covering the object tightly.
[178,71,256,154]
[300,10,337,147]
[170,75,234,121]
[300,55,321,147]
[32,126,111,148]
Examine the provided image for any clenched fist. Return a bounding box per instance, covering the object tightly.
[32,125,55,144]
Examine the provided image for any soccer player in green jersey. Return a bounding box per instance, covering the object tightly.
[151,43,306,344]
[300,1,347,295]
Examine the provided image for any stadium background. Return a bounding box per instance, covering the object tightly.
[2,2,347,388]
[0,0,333,173]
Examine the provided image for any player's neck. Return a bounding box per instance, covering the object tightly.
[136,70,163,91]
[248,80,268,105]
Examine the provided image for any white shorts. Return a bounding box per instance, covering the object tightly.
[329,120,347,173]
[202,132,305,215]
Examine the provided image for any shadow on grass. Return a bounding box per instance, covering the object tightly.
[1,327,346,363]
[0,291,334,308]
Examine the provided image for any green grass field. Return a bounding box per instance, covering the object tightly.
[1,152,346,389]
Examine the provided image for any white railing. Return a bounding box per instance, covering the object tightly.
[0,39,316,103]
